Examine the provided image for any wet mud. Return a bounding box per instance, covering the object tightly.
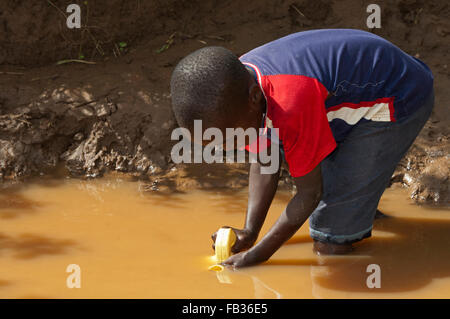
[0,0,449,205]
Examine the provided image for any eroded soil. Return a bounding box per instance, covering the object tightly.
[0,0,448,205]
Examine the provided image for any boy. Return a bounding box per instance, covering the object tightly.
[170,29,434,268]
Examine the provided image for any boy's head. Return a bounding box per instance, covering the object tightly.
[170,46,265,135]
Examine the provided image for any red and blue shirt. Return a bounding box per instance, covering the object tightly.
[239,29,433,177]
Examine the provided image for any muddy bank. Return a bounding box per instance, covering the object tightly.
[0,0,449,205]
[392,122,449,205]
[0,63,175,179]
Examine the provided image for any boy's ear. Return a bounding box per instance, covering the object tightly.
[249,83,263,108]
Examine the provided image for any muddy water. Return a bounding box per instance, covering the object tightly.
[0,175,449,299]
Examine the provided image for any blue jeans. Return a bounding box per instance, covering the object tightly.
[309,91,435,244]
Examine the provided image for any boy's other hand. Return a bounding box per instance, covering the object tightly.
[211,227,257,253]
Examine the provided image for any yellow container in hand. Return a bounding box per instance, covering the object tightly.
[214,227,236,263]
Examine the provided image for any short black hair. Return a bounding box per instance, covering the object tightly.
[170,46,249,130]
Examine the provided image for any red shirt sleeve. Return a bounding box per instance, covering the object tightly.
[263,75,337,177]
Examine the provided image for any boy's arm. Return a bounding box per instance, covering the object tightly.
[243,158,282,248]
[222,163,323,268]
[212,158,281,253]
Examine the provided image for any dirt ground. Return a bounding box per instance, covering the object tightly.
[0,0,448,205]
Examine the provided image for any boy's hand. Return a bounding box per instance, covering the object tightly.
[221,251,262,269]
[223,164,323,269]
[211,227,257,254]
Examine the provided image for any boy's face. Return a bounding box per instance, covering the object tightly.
[197,69,266,150]
[222,81,266,151]
[234,74,266,130]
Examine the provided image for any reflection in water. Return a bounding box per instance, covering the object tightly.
[310,216,450,294]
[0,176,449,298]
[212,268,283,298]
[252,276,283,299]
[210,187,450,298]
[216,269,233,285]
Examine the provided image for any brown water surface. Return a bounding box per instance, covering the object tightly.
[0,176,449,298]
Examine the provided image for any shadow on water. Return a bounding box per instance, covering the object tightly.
[144,163,249,194]
[284,234,313,246]
[0,232,78,259]
[0,175,68,219]
[138,187,191,209]
[265,211,450,293]
[207,187,294,217]
[140,188,248,212]
[0,279,11,288]
[181,163,249,190]
[208,190,249,215]
[0,191,43,219]
[137,163,251,210]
